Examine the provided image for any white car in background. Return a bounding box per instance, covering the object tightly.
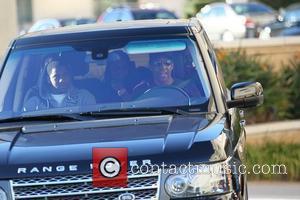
[196,3,247,41]
[28,18,96,33]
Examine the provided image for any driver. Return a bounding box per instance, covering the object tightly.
[151,55,175,86]
[23,59,96,111]
[149,54,201,97]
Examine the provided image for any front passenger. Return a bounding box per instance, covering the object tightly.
[23,60,96,111]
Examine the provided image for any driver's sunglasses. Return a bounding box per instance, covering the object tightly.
[153,59,173,70]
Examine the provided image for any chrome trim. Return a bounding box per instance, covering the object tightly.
[155,169,162,200]
[12,173,159,187]
[14,185,158,199]
[232,82,263,100]
[9,180,15,200]
[22,115,172,133]
[12,171,159,199]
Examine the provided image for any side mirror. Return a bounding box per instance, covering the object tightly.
[227,82,263,109]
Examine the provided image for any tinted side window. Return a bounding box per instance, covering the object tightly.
[248,4,273,13]
[231,3,273,14]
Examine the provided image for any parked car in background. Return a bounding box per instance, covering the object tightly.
[28,18,96,33]
[283,3,300,22]
[98,6,177,23]
[230,1,277,36]
[279,23,300,36]
[196,3,247,41]
[259,3,300,38]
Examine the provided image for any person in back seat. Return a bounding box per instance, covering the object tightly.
[23,59,95,111]
[103,51,135,101]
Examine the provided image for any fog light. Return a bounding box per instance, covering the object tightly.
[0,188,7,200]
[165,175,188,196]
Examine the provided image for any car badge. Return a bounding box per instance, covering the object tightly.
[118,192,135,200]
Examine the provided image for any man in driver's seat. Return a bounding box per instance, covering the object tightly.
[23,60,95,111]
[149,54,202,98]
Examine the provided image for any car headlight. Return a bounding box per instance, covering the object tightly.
[0,187,7,200]
[165,163,232,198]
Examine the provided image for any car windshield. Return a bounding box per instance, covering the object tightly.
[0,36,214,120]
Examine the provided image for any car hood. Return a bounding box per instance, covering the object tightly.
[0,113,231,179]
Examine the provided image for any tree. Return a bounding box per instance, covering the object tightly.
[258,0,299,10]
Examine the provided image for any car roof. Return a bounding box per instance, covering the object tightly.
[129,8,172,12]
[230,1,267,5]
[22,19,190,38]
[108,6,172,11]
[205,2,228,7]
[106,5,171,11]
[15,19,201,48]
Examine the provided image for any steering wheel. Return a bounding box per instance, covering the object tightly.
[139,85,192,106]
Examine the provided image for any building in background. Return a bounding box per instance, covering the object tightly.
[18,0,95,33]
[32,0,94,21]
[0,0,96,57]
[0,0,186,57]
[0,0,18,57]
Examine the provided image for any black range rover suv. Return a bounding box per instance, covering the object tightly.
[0,19,263,200]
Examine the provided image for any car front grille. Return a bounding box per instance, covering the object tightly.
[11,171,160,200]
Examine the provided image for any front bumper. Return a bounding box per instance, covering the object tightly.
[170,192,238,200]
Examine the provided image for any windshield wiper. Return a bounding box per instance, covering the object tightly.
[79,107,193,117]
[0,114,88,123]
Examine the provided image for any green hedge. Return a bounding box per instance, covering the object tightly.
[280,60,300,119]
[217,50,300,123]
[246,143,300,181]
[216,51,300,181]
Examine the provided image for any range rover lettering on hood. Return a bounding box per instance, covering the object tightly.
[17,165,79,174]
[17,160,152,174]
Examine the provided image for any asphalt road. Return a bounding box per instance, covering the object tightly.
[248,182,300,200]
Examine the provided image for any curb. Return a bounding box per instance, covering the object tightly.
[245,120,300,135]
